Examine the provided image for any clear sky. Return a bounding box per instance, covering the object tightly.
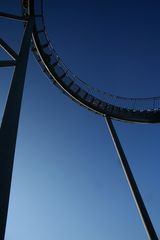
[1,1,160,239]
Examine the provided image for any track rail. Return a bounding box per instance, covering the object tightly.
[23,0,160,123]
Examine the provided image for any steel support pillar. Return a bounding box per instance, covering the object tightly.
[0,16,34,240]
[105,117,158,240]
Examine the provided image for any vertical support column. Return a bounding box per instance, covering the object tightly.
[105,117,158,240]
[0,17,34,240]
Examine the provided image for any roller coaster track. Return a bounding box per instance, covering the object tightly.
[0,1,159,239]
[23,0,160,123]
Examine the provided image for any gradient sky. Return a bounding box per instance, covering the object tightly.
[1,1,160,239]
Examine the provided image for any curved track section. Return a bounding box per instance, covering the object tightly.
[23,0,160,123]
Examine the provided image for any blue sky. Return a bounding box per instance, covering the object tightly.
[1,1,160,239]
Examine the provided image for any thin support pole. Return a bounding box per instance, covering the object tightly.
[105,116,158,240]
[0,17,34,240]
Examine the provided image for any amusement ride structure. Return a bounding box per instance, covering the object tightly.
[0,0,159,239]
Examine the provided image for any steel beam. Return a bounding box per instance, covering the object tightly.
[0,38,18,60]
[0,12,27,21]
[0,16,34,240]
[0,60,16,67]
[105,116,158,240]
